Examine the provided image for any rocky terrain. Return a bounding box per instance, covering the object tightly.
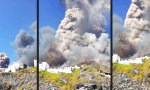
[113,59,150,90]
[39,61,110,90]
[0,67,37,90]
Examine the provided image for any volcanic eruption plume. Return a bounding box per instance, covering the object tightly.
[13,21,37,66]
[113,0,150,58]
[40,0,110,66]
[12,0,110,66]
[0,53,10,68]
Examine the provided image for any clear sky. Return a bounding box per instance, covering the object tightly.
[39,0,65,30]
[0,0,37,64]
[113,0,131,21]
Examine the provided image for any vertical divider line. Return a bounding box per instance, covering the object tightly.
[110,0,113,89]
[37,0,39,90]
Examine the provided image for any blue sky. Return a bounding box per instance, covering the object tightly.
[113,0,131,21]
[39,0,110,37]
[39,0,65,29]
[0,0,36,64]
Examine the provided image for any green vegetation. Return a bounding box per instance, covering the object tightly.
[39,64,105,89]
[113,59,150,80]
[21,67,37,73]
[39,69,81,89]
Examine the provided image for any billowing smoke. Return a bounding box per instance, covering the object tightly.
[0,53,10,68]
[113,14,136,58]
[13,22,36,66]
[45,43,66,66]
[40,0,110,66]
[39,26,66,66]
[113,0,150,58]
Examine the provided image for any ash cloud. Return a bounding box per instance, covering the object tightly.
[39,26,66,66]
[13,22,37,66]
[13,0,110,67]
[40,0,110,66]
[0,53,10,68]
[113,0,150,58]
[113,14,136,58]
[57,0,110,66]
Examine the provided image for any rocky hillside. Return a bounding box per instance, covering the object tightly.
[0,67,37,90]
[39,62,110,90]
[113,59,150,89]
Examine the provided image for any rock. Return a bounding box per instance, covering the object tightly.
[134,69,139,74]
[62,79,68,84]
[0,67,36,90]
[113,74,150,90]
[76,83,99,90]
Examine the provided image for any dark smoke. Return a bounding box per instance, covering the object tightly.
[39,26,67,66]
[13,28,36,66]
[45,43,66,66]
[14,30,34,47]
[114,35,136,58]
[113,15,137,58]
[113,15,136,58]
[0,53,10,68]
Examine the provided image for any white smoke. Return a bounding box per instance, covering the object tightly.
[62,33,110,66]
[39,0,110,66]
[55,0,110,66]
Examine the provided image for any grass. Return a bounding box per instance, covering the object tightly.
[39,69,81,89]
[113,59,150,80]
[18,67,37,73]
[39,65,103,89]
[39,70,61,82]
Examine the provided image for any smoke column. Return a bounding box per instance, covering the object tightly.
[13,22,37,66]
[39,26,67,66]
[114,0,150,58]
[39,0,110,66]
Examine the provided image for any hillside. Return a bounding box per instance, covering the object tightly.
[0,67,37,90]
[39,62,110,90]
[113,59,150,89]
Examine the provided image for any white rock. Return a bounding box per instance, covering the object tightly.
[113,54,120,62]
[39,62,49,71]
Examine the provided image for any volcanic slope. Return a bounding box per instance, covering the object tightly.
[113,58,150,89]
[39,61,110,90]
[0,67,37,90]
